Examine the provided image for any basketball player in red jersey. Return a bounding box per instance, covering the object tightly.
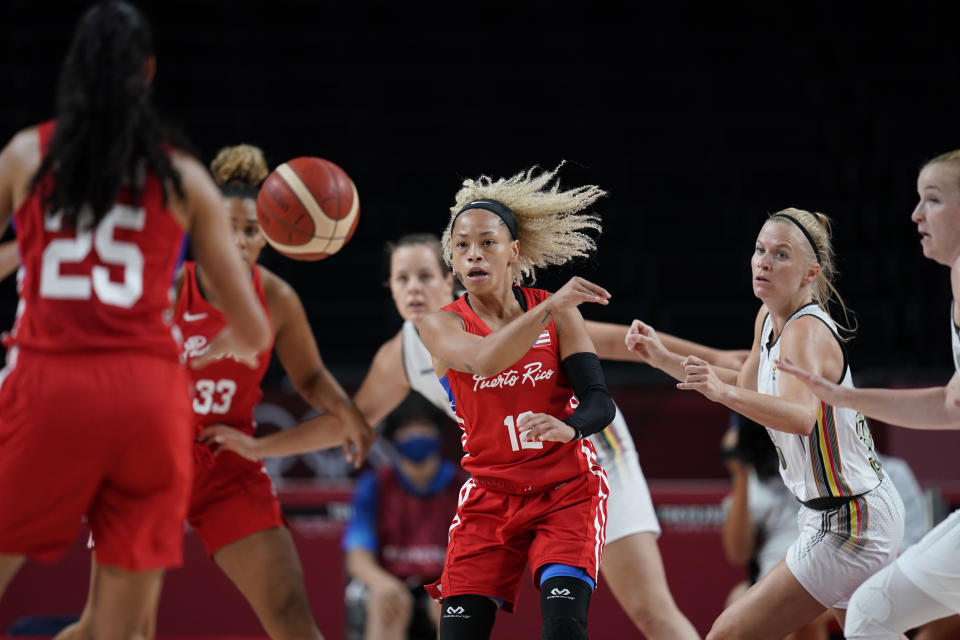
[57,144,373,640]
[208,232,745,639]
[411,166,615,640]
[0,2,270,636]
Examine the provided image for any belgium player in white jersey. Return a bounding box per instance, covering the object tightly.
[779,153,960,639]
[627,208,905,639]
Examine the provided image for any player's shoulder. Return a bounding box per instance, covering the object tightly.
[373,329,404,368]
[0,126,42,176]
[257,264,296,302]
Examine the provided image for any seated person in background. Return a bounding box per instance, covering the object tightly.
[721,414,831,640]
[343,395,467,640]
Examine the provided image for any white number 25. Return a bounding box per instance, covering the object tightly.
[40,205,146,308]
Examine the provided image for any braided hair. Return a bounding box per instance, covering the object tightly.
[32,1,184,229]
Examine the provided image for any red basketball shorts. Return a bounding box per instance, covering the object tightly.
[187,448,285,556]
[425,469,608,612]
[0,350,193,570]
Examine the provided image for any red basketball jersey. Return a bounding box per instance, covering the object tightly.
[8,121,185,360]
[440,287,598,494]
[175,262,273,434]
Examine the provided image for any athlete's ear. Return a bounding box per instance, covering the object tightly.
[802,263,821,288]
[508,239,520,265]
[144,55,156,86]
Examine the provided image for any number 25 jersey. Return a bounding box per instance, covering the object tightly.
[9,121,185,359]
[175,261,273,434]
[439,287,600,495]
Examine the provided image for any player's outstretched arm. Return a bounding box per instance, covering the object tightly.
[417,276,610,379]
[587,320,748,369]
[352,331,414,428]
[679,310,827,436]
[262,266,374,466]
[201,332,412,462]
[625,319,741,385]
[169,152,269,362]
[777,359,960,430]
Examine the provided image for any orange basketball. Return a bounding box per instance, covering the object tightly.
[255,157,360,260]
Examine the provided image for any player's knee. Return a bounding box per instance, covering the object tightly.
[438,595,497,640]
[262,583,316,633]
[845,580,897,639]
[706,612,747,640]
[540,577,591,640]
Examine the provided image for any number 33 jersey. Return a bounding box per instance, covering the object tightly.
[439,287,600,495]
[9,121,185,360]
[175,261,273,434]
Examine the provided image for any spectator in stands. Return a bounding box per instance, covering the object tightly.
[343,396,467,640]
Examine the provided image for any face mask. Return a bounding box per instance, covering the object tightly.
[395,436,441,463]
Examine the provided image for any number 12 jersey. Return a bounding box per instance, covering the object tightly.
[439,287,600,495]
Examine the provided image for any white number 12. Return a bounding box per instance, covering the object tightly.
[504,411,542,452]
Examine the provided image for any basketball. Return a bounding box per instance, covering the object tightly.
[255,157,360,260]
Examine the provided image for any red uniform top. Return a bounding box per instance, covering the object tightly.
[175,261,273,435]
[8,121,185,360]
[439,287,597,494]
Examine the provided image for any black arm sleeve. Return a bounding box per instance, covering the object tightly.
[561,352,616,439]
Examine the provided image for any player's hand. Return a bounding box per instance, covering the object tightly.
[369,574,414,622]
[549,277,610,313]
[517,412,577,444]
[677,355,728,402]
[625,319,669,366]
[340,410,375,468]
[198,424,260,461]
[190,327,260,370]
[775,357,851,407]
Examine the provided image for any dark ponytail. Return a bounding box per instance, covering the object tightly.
[32,1,185,229]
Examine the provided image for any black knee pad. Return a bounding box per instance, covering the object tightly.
[540,576,591,640]
[438,595,497,640]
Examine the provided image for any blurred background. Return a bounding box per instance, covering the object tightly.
[1,1,958,638]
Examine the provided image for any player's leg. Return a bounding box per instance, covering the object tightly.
[845,562,956,640]
[214,526,323,640]
[600,532,699,640]
[438,595,498,640]
[53,552,101,640]
[706,559,827,640]
[846,509,960,639]
[785,610,831,640]
[430,483,525,640]
[88,355,194,640]
[913,614,960,640]
[89,565,164,640]
[540,566,593,640]
[529,471,610,640]
[0,553,25,599]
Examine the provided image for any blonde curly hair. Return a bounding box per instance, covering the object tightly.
[441,164,605,284]
[766,207,855,335]
[209,144,269,188]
